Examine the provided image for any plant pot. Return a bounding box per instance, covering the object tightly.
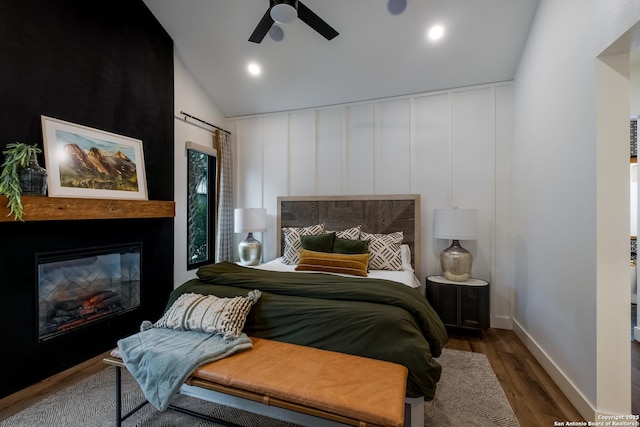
[19,155,47,196]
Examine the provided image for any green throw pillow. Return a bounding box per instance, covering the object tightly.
[300,232,336,253]
[333,237,369,254]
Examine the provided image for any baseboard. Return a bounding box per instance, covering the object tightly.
[512,319,595,421]
[490,315,513,330]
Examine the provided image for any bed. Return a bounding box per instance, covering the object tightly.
[166,194,448,401]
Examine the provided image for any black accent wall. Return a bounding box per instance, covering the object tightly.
[0,1,175,398]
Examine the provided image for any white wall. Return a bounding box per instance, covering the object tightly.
[512,0,640,418]
[632,164,637,236]
[631,56,640,342]
[229,82,514,329]
[624,56,639,340]
[631,61,640,237]
[631,61,640,117]
[173,48,229,286]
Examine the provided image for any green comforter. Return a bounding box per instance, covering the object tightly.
[166,261,448,399]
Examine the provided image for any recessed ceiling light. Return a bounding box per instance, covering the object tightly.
[247,62,261,76]
[269,25,284,42]
[387,0,407,15]
[428,25,445,41]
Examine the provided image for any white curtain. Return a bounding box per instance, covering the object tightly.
[215,130,234,262]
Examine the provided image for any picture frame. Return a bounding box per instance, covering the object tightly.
[41,116,148,200]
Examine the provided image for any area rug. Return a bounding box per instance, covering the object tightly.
[0,348,519,427]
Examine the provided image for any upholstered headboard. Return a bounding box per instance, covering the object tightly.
[277,195,420,272]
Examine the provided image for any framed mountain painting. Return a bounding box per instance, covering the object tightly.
[41,116,148,200]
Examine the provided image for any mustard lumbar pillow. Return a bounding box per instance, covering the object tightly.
[295,249,370,277]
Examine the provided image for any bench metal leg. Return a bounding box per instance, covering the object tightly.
[113,365,150,426]
[111,365,242,427]
[404,396,424,427]
[115,365,121,427]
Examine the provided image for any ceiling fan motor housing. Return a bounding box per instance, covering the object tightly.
[270,0,298,24]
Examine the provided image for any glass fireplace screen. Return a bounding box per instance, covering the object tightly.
[37,243,141,342]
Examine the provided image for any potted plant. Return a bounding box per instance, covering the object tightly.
[0,142,47,221]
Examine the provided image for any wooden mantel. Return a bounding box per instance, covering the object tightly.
[0,196,175,222]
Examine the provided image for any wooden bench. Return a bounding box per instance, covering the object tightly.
[104,337,424,427]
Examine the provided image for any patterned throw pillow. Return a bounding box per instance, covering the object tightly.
[296,249,370,277]
[282,223,325,264]
[327,225,361,240]
[360,231,404,271]
[154,290,261,342]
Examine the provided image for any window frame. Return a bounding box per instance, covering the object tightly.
[186,145,217,270]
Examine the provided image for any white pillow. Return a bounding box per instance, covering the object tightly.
[401,244,413,272]
[154,291,261,342]
[360,231,404,271]
[282,223,325,264]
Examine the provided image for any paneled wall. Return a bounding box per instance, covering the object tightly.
[229,82,513,328]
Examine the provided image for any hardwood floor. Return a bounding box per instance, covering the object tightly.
[0,329,635,426]
[446,328,584,426]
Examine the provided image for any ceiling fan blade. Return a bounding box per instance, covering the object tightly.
[249,9,274,43]
[297,1,339,40]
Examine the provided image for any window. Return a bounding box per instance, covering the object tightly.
[187,144,216,269]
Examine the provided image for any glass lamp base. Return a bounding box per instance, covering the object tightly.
[440,240,472,282]
[238,232,262,266]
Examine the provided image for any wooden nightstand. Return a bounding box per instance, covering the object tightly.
[426,275,490,333]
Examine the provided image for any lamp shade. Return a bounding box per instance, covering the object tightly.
[234,208,267,233]
[433,209,478,240]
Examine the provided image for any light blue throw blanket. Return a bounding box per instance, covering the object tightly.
[117,325,253,411]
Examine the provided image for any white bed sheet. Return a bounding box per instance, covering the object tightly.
[252,257,422,289]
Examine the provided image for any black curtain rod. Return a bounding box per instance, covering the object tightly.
[179,111,230,135]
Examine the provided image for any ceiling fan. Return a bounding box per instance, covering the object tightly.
[249,0,339,43]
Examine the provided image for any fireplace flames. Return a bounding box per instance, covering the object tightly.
[45,290,124,333]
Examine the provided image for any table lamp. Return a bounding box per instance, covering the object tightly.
[234,208,266,266]
[433,208,478,282]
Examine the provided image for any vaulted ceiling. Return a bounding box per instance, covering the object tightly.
[143,0,540,117]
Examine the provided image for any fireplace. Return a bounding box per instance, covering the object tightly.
[36,243,142,342]
[0,216,173,400]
